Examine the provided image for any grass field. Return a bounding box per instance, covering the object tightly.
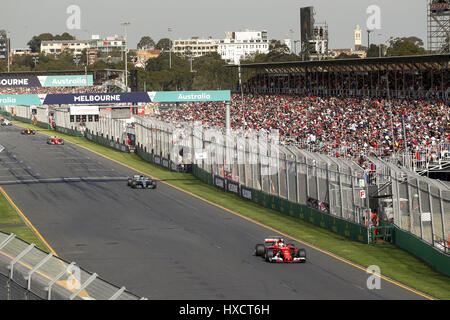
[2,121,450,300]
[0,187,49,252]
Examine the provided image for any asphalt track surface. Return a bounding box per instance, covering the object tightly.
[0,125,428,300]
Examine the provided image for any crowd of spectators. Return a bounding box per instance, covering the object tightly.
[152,94,449,163]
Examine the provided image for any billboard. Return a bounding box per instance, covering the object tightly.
[0,90,231,106]
[0,75,94,88]
[70,105,99,115]
[149,91,231,102]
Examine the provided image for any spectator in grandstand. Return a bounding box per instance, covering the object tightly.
[151,94,448,162]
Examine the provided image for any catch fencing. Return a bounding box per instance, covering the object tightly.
[133,116,371,227]
[0,231,143,300]
[367,156,450,254]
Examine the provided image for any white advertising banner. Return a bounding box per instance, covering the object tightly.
[70,105,100,116]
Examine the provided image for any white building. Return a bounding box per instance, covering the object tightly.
[354,25,362,51]
[173,37,220,57]
[40,35,126,56]
[217,30,269,64]
[40,40,90,55]
[90,35,125,54]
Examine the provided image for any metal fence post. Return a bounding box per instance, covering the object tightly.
[69,273,97,300]
[338,165,344,218]
[438,189,446,245]
[427,184,435,245]
[9,244,35,280]
[416,178,424,240]
[395,172,402,229]
[406,177,415,236]
[27,252,54,291]
[109,286,126,300]
[0,233,16,250]
[47,262,76,300]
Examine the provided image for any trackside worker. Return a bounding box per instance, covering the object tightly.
[371,211,379,237]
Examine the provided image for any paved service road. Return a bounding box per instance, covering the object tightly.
[0,125,429,299]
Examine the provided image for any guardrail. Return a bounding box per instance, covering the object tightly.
[0,231,144,300]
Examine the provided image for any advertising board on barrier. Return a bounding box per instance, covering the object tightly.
[0,90,231,106]
[148,91,231,102]
[0,94,43,106]
[162,158,170,168]
[240,186,253,201]
[226,180,240,195]
[0,75,94,88]
[214,176,225,189]
[70,105,99,115]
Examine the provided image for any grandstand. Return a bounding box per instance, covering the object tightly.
[236,54,450,101]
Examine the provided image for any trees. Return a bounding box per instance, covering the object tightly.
[385,37,427,56]
[137,36,155,50]
[335,52,361,59]
[155,38,172,51]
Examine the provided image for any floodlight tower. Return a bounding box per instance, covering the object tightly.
[428,0,450,53]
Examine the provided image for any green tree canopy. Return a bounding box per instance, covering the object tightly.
[137,36,155,50]
[155,38,172,51]
[386,37,427,57]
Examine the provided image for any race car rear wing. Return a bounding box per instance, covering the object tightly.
[264,237,284,243]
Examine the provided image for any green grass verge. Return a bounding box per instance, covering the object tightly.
[10,121,450,300]
[0,190,49,252]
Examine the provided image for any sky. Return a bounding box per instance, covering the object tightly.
[2,0,429,50]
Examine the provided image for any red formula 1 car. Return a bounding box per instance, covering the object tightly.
[47,136,64,145]
[21,128,36,135]
[255,237,306,263]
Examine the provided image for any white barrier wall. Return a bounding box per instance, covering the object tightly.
[36,106,49,124]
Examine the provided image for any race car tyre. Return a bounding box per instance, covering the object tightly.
[296,249,306,262]
[127,179,132,186]
[255,244,265,257]
[265,249,274,262]
[131,181,137,189]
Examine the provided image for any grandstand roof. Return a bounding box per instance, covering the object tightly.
[233,54,450,73]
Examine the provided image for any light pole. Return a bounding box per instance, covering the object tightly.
[168,27,172,69]
[73,55,81,67]
[367,29,373,55]
[3,30,11,72]
[121,22,131,91]
[32,56,39,69]
[377,33,383,57]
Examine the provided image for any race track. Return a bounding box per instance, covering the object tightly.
[0,125,428,299]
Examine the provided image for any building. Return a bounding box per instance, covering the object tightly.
[173,37,219,58]
[354,25,362,51]
[217,30,269,64]
[87,49,98,65]
[41,40,90,55]
[0,30,10,62]
[40,35,126,58]
[10,48,32,56]
[133,49,161,68]
[90,35,125,55]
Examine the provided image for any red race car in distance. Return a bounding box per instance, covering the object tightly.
[47,136,64,145]
[21,128,36,135]
[255,237,306,263]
